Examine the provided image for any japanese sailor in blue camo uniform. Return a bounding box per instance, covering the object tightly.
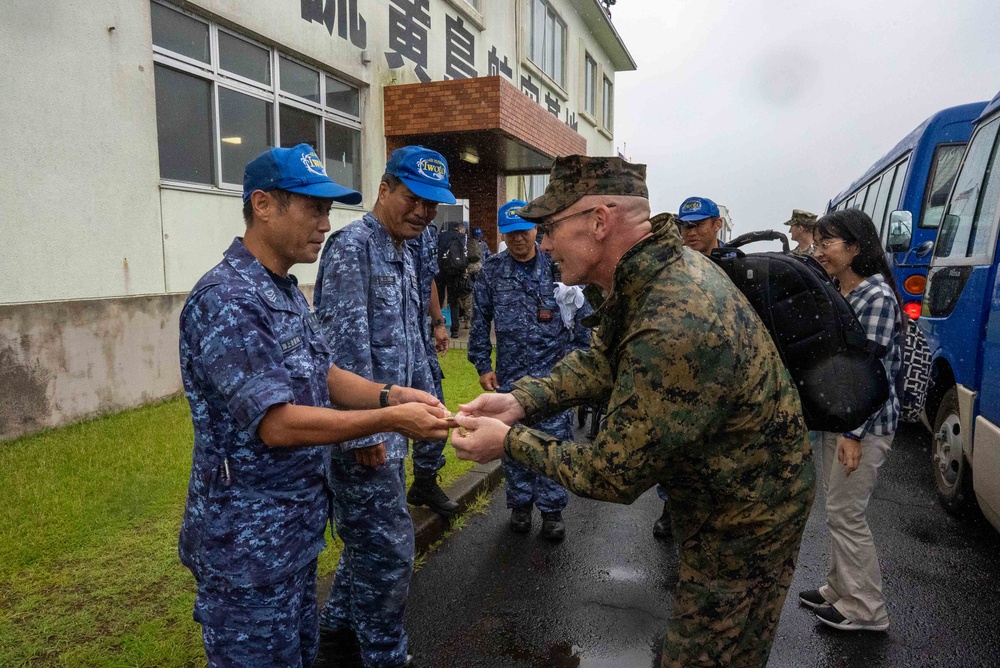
[313,145,457,668]
[178,143,452,667]
[468,200,593,541]
[405,223,461,517]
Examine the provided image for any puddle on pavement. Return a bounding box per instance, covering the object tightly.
[597,566,645,583]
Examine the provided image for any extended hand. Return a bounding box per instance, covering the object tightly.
[837,436,862,476]
[459,392,526,426]
[478,372,499,392]
[450,414,509,464]
[390,403,453,441]
[390,385,444,409]
[355,443,387,467]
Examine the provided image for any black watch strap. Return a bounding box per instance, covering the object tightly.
[379,384,394,408]
[432,318,446,327]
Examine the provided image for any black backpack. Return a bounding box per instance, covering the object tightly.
[710,231,889,432]
[439,233,468,275]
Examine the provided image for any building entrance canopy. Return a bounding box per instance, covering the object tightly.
[384,76,587,247]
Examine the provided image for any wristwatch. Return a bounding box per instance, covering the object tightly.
[380,384,394,407]
[431,318,447,328]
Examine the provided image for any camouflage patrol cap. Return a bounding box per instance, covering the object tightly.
[783,209,818,228]
[516,155,648,221]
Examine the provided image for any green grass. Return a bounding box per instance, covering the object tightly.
[0,349,484,667]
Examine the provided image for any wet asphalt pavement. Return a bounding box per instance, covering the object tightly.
[405,423,1000,667]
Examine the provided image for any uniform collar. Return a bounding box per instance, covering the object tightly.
[499,244,545,282]
[363,211,408,263]
[224,237,301,313]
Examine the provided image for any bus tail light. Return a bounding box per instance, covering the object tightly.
[904,275,927,296]
[904,301,922,320]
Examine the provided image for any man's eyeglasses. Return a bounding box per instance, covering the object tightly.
[539,203,616,235]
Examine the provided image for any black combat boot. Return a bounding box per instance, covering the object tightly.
[540,511,566,542]
[509,504,532,533]
[652,501,672,539]
[314,626,363,668]
[407,472,459,517]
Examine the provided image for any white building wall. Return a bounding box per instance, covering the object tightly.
[0,0,165,304]
[0,0,632,439]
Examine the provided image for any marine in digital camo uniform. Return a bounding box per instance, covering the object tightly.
[452,155,816,668]
[313,145,456,668]
[178,144,450,667]
[406,223,461,517]
[468,200,592,540]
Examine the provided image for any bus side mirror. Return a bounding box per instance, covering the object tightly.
[886,210,912,253]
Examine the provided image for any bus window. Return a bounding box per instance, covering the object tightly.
[922,144,968,229]
[863,178,882,219]
[870,170,893,232]
[845,195,856,210]
[936,117,1000,261]
[881,158,910,245]
[856,184,870,212]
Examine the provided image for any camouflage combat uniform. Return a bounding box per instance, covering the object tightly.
[469,245,592,512]
[506,216,816,667]
[407,224,448,476]
[179,238,332,667]
[314,212,427,668]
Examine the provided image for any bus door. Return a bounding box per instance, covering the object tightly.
[924,112,1000,522]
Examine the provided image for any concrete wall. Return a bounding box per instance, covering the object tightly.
[0,296,185,441]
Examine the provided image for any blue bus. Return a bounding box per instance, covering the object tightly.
[827,101,986,420]
[919,90,1000,532]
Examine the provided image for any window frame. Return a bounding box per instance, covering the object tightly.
[583,52,597,118]
[527,0,567,89]
[151,0,363,199]
[602,75,614,132]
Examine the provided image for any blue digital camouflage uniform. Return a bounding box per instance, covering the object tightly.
[469,246,592,512]
[179,238,332,667]
[314,212,426,668]
[407,224,447,475]
[506,216,815,668]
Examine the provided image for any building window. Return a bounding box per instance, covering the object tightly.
[602,76,613,131]
[150,1,363,194]
[584,54,597,117]
[529,0,565,87]
[525,174,549,201]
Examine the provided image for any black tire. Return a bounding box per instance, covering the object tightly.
[932,387,974,514]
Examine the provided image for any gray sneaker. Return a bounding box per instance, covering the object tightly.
[814,604,889,632]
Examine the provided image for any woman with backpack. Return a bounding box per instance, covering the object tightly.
[799,208,905,633]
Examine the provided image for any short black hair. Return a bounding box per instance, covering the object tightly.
[242,188,294,225]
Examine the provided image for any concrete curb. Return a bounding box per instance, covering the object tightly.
[317,460,503,602]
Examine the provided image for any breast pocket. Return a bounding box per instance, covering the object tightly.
[493,288,522,333]
[280,319,318,404]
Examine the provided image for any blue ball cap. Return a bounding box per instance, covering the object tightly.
[677,196,720,222]
[242,144,362,204]
[385,146,457,204]
[498,199,536,234]
[472,228,483,238]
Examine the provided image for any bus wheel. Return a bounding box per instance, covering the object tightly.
[932,387,973,514]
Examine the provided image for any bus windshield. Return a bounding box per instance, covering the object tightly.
[921,144,968,229]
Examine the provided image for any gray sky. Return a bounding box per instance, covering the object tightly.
[611,0,1000,238]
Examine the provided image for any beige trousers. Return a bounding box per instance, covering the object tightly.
[818,430,892,624]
